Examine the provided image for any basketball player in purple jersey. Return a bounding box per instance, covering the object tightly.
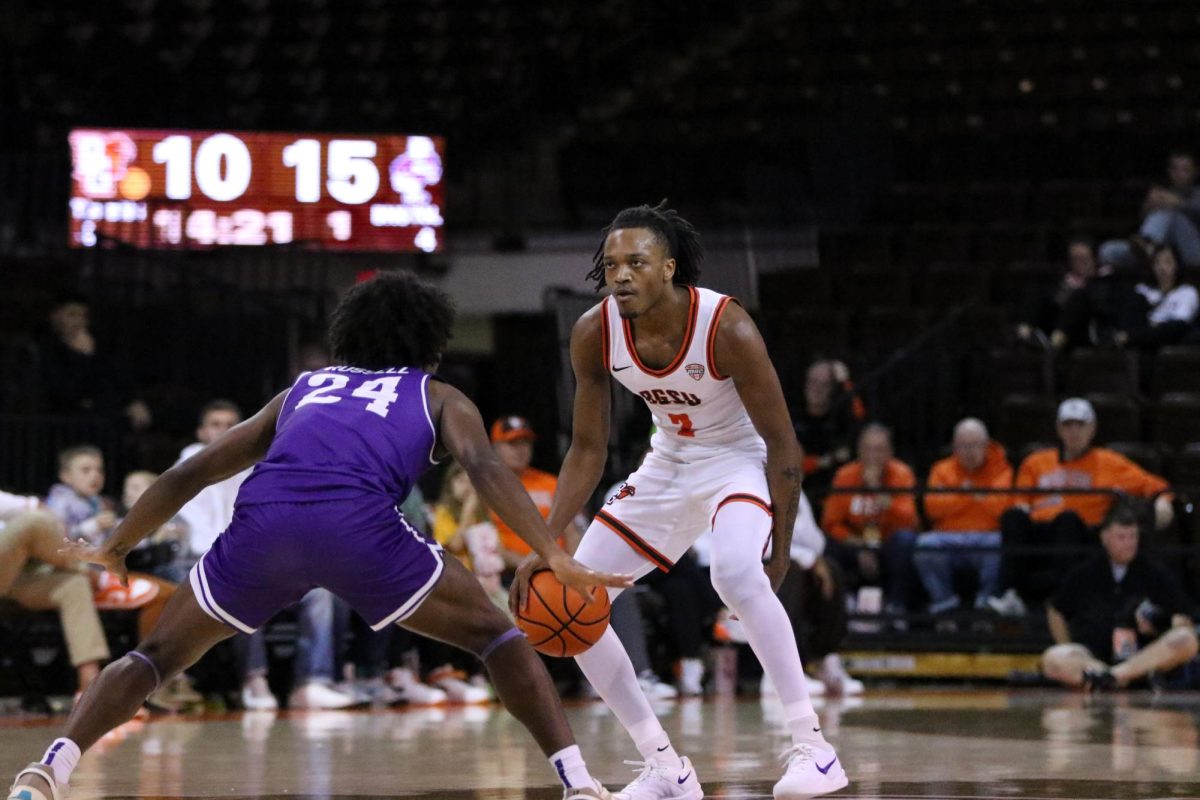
[8,273,631,800]
[513,202,848,799]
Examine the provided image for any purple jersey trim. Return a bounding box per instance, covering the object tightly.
[368,547,445,630]
[275,370,311,433]
[419,373,439,466]
[190,557,256,634]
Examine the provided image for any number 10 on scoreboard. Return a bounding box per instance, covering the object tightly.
[152,134,383,205]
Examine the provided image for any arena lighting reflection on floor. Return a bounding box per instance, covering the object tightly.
[2,690,1198,800]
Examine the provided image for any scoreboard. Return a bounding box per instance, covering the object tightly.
[68,129,445,252]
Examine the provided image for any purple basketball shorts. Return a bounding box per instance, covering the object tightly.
[189,497,444,633]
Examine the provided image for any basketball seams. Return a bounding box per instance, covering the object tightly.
[528,577,570,628]
[517,570,610,656]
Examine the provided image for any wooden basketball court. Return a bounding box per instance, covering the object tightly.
[3,689,1198,799]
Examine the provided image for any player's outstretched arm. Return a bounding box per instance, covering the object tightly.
[507,308,612,610]
[714,302,804,592]
[544,307,612,536]
[69,390,288,582]
[430,380,631,602]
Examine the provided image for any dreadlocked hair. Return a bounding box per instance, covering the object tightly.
[328,270,456,369]
[586,200,704,291]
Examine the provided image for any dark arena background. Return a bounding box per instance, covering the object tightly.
[2,2,1200,799]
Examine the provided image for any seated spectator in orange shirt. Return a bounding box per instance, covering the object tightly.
[914,419,1013,616]
[991,398,1173,617]
[821,423,919,613]
[488,416,580,570]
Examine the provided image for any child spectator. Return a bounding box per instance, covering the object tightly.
[46,446,176,642]
[46,446,200,709]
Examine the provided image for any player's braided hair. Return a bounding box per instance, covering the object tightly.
[587,200,703,291]
[328,270,455,370]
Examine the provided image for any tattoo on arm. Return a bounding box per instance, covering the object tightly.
[780,465,803,535]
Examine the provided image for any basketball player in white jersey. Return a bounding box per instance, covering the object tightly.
[512,202,848,799]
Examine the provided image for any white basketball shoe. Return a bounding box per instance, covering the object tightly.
[564,779,614,799]
[7,763,65,800]
[613,756,703,800]
[773,742,848,799]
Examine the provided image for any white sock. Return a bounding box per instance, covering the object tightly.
[784,707,827,746]
[548,745,592,789]
[710,504,816,726]
[629,718,683,767]
[576,628,672,753]
[40,737,81,786]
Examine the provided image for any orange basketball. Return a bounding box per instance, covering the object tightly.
[516,569,611,657]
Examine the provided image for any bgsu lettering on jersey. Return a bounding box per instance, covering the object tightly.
[638,389,701,407]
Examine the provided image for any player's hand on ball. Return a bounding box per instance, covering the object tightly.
[545,551,634,606]
[59,539,129,586]
[510,553,547,614]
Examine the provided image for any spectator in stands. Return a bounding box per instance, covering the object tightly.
[47,445,178,636]
[1113,244,1200,351]
[175,400,245,572]
[0,497,109,694]
[119,471,189,583]
[771,491,863,696]
[915,418,1013,616]
[991,398,1173,616]
[1099,148,1200,271]
[1015,236,1099,349]
[1042,503,1198,691]
[433,462,504,604]
[647,544,719,696]
[39,296,152,431]
[821,423,919,614]
[111,470,203,708]
[47,445,117,546]
[358,465,493,705]
[792,359,865,500]
[175,400,357,711]
[342,485,461,705]
[489,416,581,571]
[46,446,200,708]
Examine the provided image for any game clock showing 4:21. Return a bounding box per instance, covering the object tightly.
[68,128,445,252]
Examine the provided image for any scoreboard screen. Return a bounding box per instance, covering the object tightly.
[67,129,445,252]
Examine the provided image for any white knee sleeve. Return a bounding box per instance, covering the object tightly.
[708,502,773,611]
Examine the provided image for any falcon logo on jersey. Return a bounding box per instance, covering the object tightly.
[638,389,702,407]
[686,363,705,381]
[607,483,636,504]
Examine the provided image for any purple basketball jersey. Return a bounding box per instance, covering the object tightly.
[237,366,438,506]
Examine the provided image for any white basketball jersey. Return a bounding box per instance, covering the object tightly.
[601,286,766,460]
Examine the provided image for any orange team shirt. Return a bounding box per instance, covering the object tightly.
[924,441,1014,532]
[1016,447,1170,526]
[821,458,919,541]
[492,467,559,556]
